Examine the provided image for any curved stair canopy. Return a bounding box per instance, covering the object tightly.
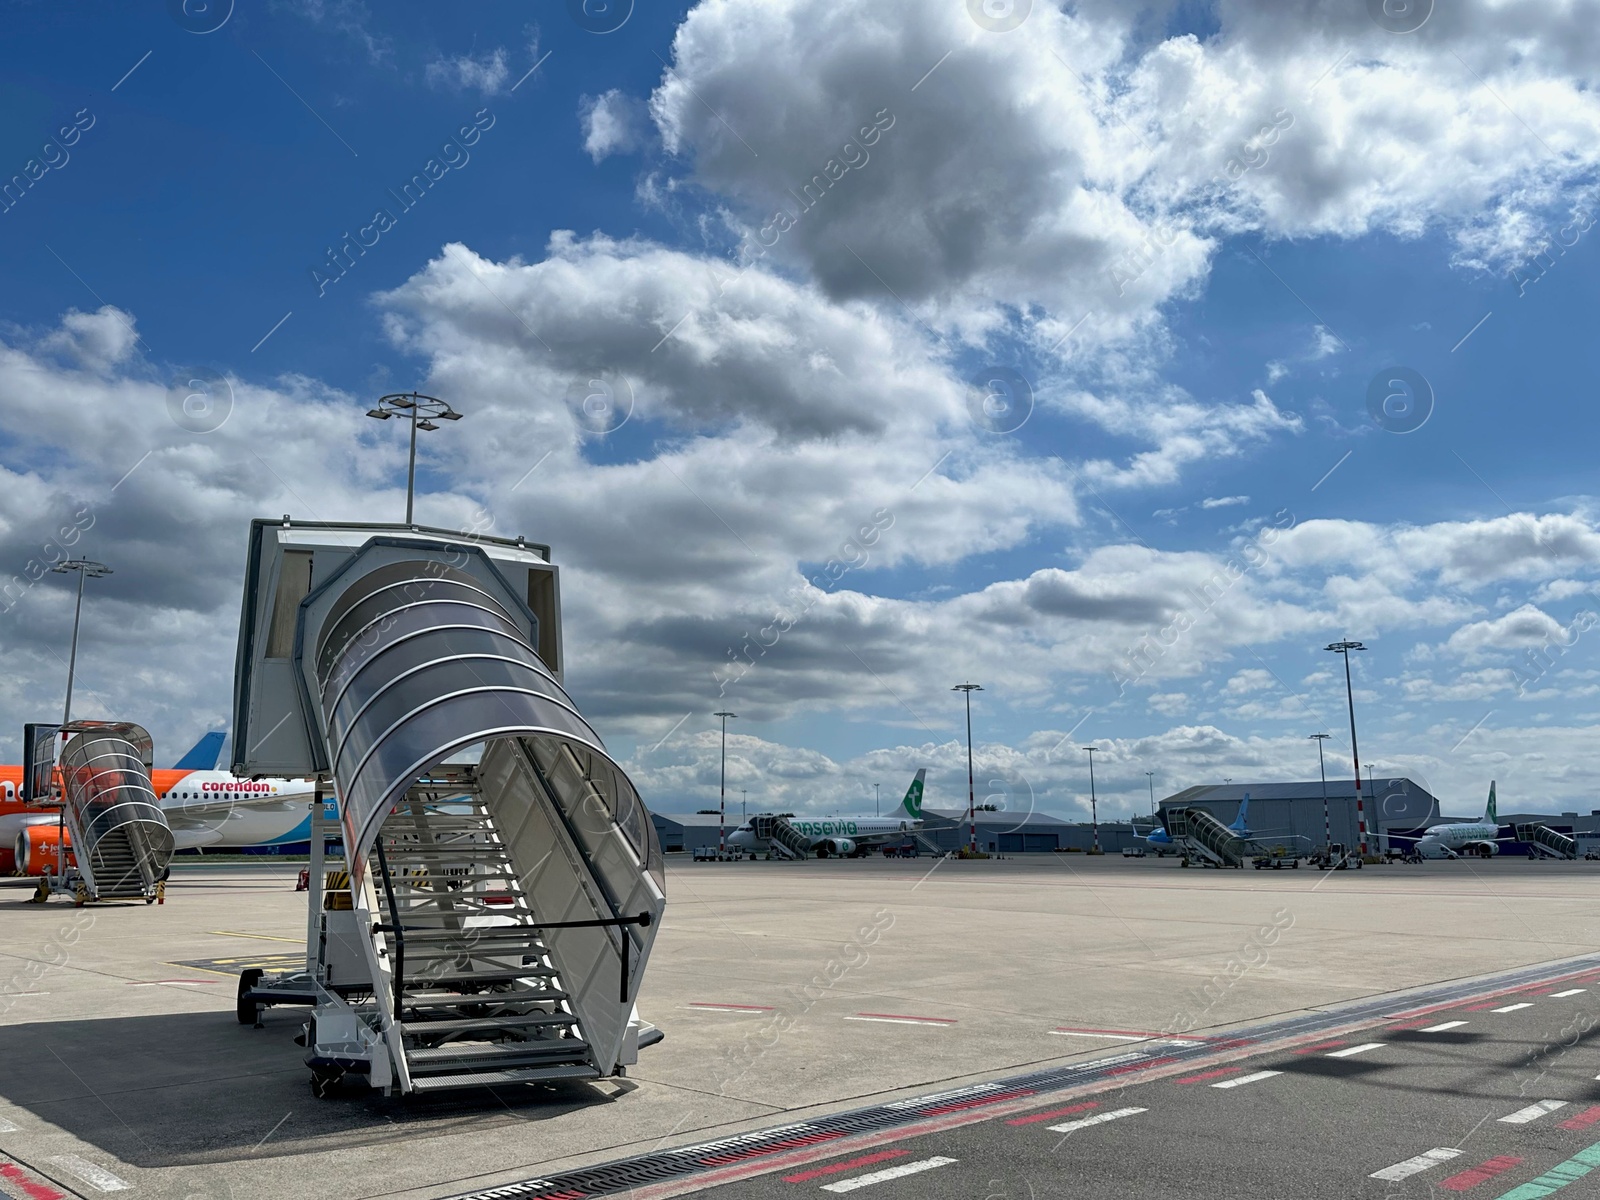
[58,721,173,899]
[232,524,665,1088]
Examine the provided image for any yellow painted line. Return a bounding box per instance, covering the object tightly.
[207,930,302,943]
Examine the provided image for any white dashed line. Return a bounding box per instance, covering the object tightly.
[1551,989,1587,998]
[1500,1100,1568,1125]
[1047,1107,1147,1133]
[1326,1042,1385,1058]
[1492,1002,1534,1013]
[1211,1070,1282,1089]
[1420,1020,1467,1032]
[845,1015,955,1027]
[49,1154,131,1192]
[1371,1147,1462,1182]
[820,1156,958,1193]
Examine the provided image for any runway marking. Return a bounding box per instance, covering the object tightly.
[1500,1100,1568,1125]
[1422,1020,1469,1032]
[1294,1040,1348,1055]
[819,1156,957,1193]
[1439,1155,1523,1191]
[1006,1102,1097,1127]
[1046,1107,1147,1133]
[846,1013,955,1026]
[1371,1147,1463,1182]
[47,1155,129,1192]
[1326,1042,1386,1058]
[1493,1003,1535,1013]
[0,1118,16,1132]
[1049,1029,1145,1041]
[1491,1138,1600,1198]
[208,930,302,943]
[783,1151,910,1183]
[126,980,214,987]
[1175,1068,1240,1084]
[1559,1106,1600,1131]
[0,1160,66,1200]
[1211,1070,1281,1089]
[1550,989,1587,998]
[688,1003,775,1013]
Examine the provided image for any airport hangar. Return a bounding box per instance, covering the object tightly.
[1162,777,1600,854]
[648,808,1151,855]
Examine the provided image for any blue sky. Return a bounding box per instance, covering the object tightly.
[4,0,1600,822]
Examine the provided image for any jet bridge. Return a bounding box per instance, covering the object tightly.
[232,519,665,1096]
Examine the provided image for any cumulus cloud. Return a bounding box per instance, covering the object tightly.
[581,89,651,162]
[424,47,511,94]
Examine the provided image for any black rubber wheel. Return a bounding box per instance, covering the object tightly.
[237,968,264,1025]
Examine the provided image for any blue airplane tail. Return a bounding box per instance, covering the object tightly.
[173,731,226,771]
[1230,792,1250,833]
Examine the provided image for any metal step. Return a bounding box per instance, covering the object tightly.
[401,1012,577,1036]
[406,1040,591,1071]
[406,1063,601,1093]
[401,968,558,988]
[401,988,570,1010]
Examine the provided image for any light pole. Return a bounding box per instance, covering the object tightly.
[874,783,880,816]
[365,391,464,526]
[1326,640,1368,855]
[1145,770,1155,818]
[1367,765,1379,855]
[952,683,982,854]
[742,788,747,822]
[52,558,110,880]
[53,559,112,726]
[1083,746,1101,853]
[1310,733,1331,853]
[714,711,736,855]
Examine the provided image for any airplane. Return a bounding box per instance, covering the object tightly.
[1410,782,1506,859]
[0,731,335,876]
[1145,792,1254,855]
[726,769,927,858]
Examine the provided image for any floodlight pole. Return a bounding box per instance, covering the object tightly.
[1326,640,1369,855]
[1311,733,1332,853]
[1084,747,1100,853]
[51,558,111,883]
[1145,770,1155,817]
[714,711,736,856]
[365,392,464,526]
[953,684,982,853]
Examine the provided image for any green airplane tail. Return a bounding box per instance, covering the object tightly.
[894,769,926,820]
[1485,781,1497,824]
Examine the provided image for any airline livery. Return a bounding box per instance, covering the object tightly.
[727,769,927,858]
[0,732,333,876]
[1412,782,1505,858]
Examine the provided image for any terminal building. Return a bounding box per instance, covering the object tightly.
[1159,778,1600,855]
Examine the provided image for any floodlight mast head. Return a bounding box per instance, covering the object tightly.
[365,392,464,525]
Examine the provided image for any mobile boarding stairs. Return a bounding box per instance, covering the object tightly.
[231,519,665,1097]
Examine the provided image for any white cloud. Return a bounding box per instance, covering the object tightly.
[581,89,650,162]
[424,47,510,95]
[1201,495,1249,509]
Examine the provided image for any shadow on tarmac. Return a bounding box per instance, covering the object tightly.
[0,1009,625,1167]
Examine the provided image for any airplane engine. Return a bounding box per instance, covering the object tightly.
[818,838,856,858]
[15,824,73,876]
[1466,841,1498,858]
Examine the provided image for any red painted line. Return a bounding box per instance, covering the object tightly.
[1174,1067,1241,1084]
[1105,1056,1178,1077]
[1438,1155,1523,1191]
[855,1012,957,1024]
[1006,1101,1099,1126]
[920,1087,1036,1116]
[1559,1105,1600,1131]
[700,1131,844,1165]
[1461,1001,1506,1011]
[0,1162,67,1200]
[1294,1040,1348,1055]
[782,1150,910,1183]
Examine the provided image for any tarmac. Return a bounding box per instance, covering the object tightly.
[0,854,1596,1199]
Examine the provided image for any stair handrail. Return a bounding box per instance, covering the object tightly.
[373,838,405,1020]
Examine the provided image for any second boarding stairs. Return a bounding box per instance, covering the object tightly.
[1516,823,1579,860]
[751,814,811,860]
[1162,807,1245,868]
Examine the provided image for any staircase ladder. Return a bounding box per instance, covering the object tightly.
[752,814,810,860]
[56,722,173,901]
[367,781,599,1094]
[1172,807,1245,868]
[1516,823,1578,860]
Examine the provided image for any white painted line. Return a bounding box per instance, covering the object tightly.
[49,1154,131,1192]
[845,1016,954,1027]
[1551,989,1587,998]
[1370,1147,1462,1182]
[1420,1020,1467,1032]
[1500,1100,1568,1125]
[1048,1030,1145,1041]
[685,1005,772,1014]
[1492,1002,1534,1013]
[821,1156,958,1193]
[1047,1106,1147,1133]
[0,1117,18,1132]
[1327,1042,1385,1059]
[1211,1070,1282,1089]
